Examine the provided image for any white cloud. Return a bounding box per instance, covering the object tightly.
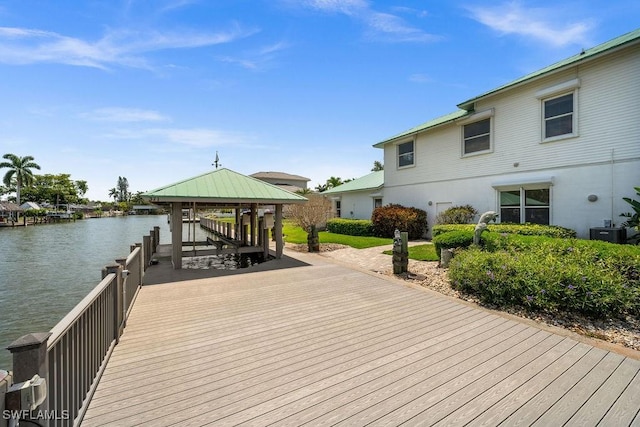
[364,12,439,42]
[293,0,438,43]
[465,1,593,47]
[408,73,433,83]
[301,0,368,15]
[0,24,257,70]
[81,108,171,122]
[218,40,290,70]
[102,127,255,148]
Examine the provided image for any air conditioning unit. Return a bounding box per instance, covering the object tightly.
[589,227,627,244]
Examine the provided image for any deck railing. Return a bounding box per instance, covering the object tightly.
[4,226,159,427]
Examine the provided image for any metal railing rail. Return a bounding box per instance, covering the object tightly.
[4,226,160,427]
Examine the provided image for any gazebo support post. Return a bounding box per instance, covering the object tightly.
[275,204,284,259]
[171,203,183,269]
[250,203,257,247]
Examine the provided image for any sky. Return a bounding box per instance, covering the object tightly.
[0,1,638,201]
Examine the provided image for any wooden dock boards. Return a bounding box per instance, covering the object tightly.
[81,261,640,426]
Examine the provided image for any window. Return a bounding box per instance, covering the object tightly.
[335,200,341,218]
[499,188,550,225]
[543,93,574,139]
[374,198,382,209]
[537,79,579,141]
[397,141,414,168]
[463,118,491,155]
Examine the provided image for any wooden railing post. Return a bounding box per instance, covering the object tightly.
[143,234,151,270]
[115,258,128,330]
[102,264,123,342]
[135,243,143,283]
[153,226,160,252]
[7,332,51,423]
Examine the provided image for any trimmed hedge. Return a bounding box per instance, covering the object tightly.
[432,230,475,259]
[448,236,640,318]
[432,223,576,239]
[326,218,374,236]
[371,204,427,239]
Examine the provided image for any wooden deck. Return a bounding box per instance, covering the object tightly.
[81,254,640,426]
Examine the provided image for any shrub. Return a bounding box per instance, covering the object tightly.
[371,204,427,239]
[432,230,475,260]
[432,223,576,239]
[435,204,478,224]
[620,186,640,244]
[448,238,640,319]
[326,218,374,236]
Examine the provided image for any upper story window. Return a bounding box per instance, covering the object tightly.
[463,118,491,155]
[543,93,574,138]
[458,109,494,157]
[537,78,580,142]
[397,140,414,168]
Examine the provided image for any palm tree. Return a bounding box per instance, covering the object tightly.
[326,176,343,190]
[108,187,118,202]
[0,154,41,206]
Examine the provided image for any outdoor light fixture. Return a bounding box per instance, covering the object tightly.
[5,374,47,412]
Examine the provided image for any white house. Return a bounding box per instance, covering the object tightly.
[19,201,41,211]
[374,28,640,239]
[250,172,310,193]
[323,170,384,219]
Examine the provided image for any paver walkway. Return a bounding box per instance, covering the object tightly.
[81,247,640,426]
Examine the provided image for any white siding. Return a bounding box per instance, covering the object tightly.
[382,44,640,238]
[331,191,380,220]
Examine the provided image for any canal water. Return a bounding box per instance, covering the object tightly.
[0,215,208,370]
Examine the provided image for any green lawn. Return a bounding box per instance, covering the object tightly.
[383,244,439,261]
[283,221,392,249]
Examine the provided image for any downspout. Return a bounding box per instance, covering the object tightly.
[610,148,615,225]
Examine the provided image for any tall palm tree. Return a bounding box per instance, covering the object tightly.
[0,154,41,206]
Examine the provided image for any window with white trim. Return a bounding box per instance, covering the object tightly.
[463,118,491,155]
[335,200,341,218]
[537,78,579,142]
[374,198,382,209]
[397,141,414,168]
[499,188,550,225]
[543,93,574,139]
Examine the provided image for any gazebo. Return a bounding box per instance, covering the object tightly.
[142,168,308,269]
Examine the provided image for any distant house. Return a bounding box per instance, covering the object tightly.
[250,172,310,193]
[374,28,640,239]
[0,201,22,222]
[323,171,384,219]
[20,201,41,211]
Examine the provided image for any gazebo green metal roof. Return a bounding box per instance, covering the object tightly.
[143,168,308,205]
[323,170,384,194]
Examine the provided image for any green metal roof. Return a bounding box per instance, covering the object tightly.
[142,168,308,205]
[374,28,640,148]
[323,170,384,194]
[373,110,469,148]
[458,28,640,110]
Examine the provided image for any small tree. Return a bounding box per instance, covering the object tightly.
[284,194,332,251]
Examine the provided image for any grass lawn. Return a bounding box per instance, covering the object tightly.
[283,221,392,249]
[383,244,439,261]
[205,217,393,249]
